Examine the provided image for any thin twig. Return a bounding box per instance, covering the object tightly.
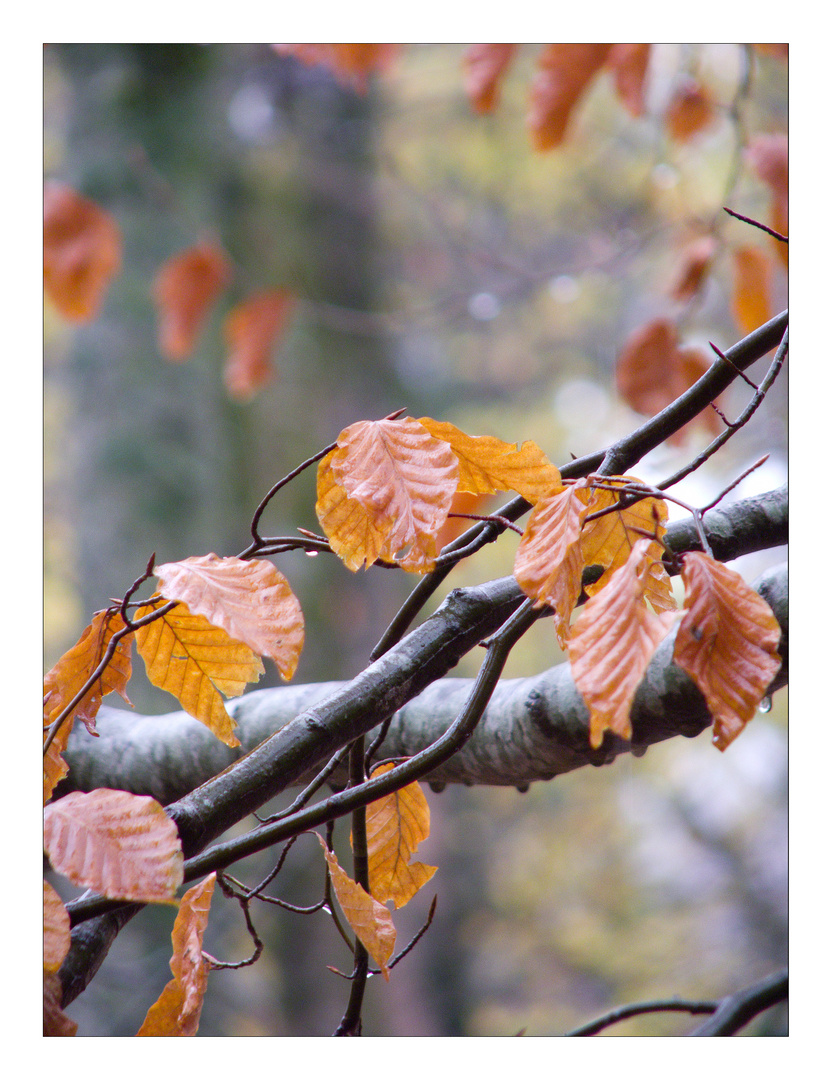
[723,205,788,244]
[566,997,717,1036]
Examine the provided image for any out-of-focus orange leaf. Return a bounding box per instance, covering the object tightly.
[673,552,781,751]
[317,417,459,573]
[462,44,518,113]
[753,44,788,60]
[224,289,296,400]
[607,44,651,116]
[154,553,304,682]
[746,133,788,266]
[529,44,611,151]
[732,246,772,335]
[670,235,717,302]
[514,479,590,646]
[417,417,562,505]
[568,539,677,748]
[137,874,216,1036]
[134,597,265,747]
[318,836,396,980]
[44,970,77,1036]
[43,789,184,902]
[44,881,71,973]
[665,77,715,142]
[43,182,122,321]
[153,241,230,360]
[362,764,437,909]
[43,609,133,803]
[272,44,399,92]
[432,491,493,552]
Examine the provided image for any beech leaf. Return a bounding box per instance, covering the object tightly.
[43,789,184,902]
[362,764,437,909]
[43,880,71,973]
[44,970,77,1037]
[670,236,717,302]
[568,539,677,748]
[223,288,296,400]
[746,133,788,267]
[462,44,517,114]
[607,44,651,117]
[732,247,772,336]
[318,836,396,979]
[154,553,304,681]
[665,77,715,142]
[153,241,230,360]
[674,552,782,751]
[272,44,399,93]
[528,44,611,151]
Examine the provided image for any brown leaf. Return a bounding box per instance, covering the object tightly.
[673,552,782,751]
[154,554,304,681]
[272,44,399,92]
[462,44,518,113]
[153,241,231,360]
[607,44,651,116]
[43,881,71,973]
[732,246,772,335]
[568,539,677,748]
[363,764,437,909]
[43,789,184,902]
[43,182,122,321]
[669,235,717,302]
[746,133,788,266]
[752,44,788,61]
[528,44,612,150]
[417,417,562,505]
[134,597,265,747]
[432,490,493,551]
[665,77,715,142]
[223,289,296,400]
[318,836,396,979]
[44,970,77,1036]
[138,874,216,1036]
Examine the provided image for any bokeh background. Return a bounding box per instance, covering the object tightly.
[44,43,787,1036]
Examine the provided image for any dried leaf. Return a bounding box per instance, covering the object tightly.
[44,970,77,1036]
[154,554,304,681]
[732,247,772,335]
[568,539,677,748]
[224,289,296,400]
[134,597,265,747]
[363,764,437,909]
[153,241,230,360]
[665,77,715,142]
[318,836,396,979]
[432,490,493,551]
[43,789,184,902]
[272,44,399,92]
[417,417,562,504]
[670,235,717,302]
[138,874,216,1036]
[43,881,71,973]
[528,44,612,150]
[674,552,781,751]
[746,133,788,266]
[462,44,517,113]
[753,44,788,61]
[318,418,459,573]
[43,182,122,321]
[607,44,651,116]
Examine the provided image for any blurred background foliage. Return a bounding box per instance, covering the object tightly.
[44,43,787,1035]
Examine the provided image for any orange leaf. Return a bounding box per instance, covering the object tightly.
[432,491,493,551]
[154,554,304,681]
[363,764,437,909]
[528,44,612,150]
[43,182,122,321]
[669,235,717,302]
[568,539,677,748]
[462,44,517,114]
[224,289,296,400]
[44,970,78,1036]
[138,874,216,1036]
[317,417,459,573]
[43,881,71,973]
[673,552,782,751]
[153,241,231,360]
[607,44,651,117]
[665,77,715,142]
[417,417,562,505]
[746,133,788,266]
[43,789,184,902]
[318,836,396,979]
[272,44,399,93]
[732,247,772,335]
[134,597,266,747]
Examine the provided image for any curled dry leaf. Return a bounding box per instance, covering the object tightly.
[568,539,677,748]
[318,836,396,980]
[44,970,78,1037]
[43,880,71,973]
[674,552,781,750]
[665,77,715,142]
[732,247,772,335]
[43,182,122,321]
[272,44,399,93]
[462,44,518,114]
[154,554,304,681]
[363,764,437,909]
[528,44,612,150]
[607,43,651,117]
[153,241,230,360]
[224,288,296,400]
[43,789,184,903]
[670,235,717,302]
[137,874,216,1036]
